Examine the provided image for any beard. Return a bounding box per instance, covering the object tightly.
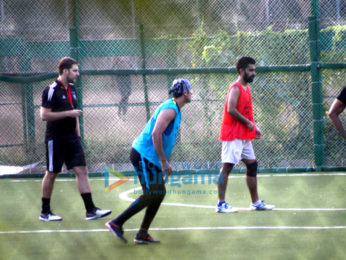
[244,72,255,83]
[184,95,192,103]
[67,74,77,83]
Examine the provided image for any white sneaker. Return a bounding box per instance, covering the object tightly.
[86,208,112,220]
[216,202,238,213]
[250,200,275,211]
[39,211,62,222]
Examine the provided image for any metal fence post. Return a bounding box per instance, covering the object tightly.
[166,39,177,97]
[166,39,182,147]
[309,0,325,168]
[21,85,27,147]
[20,57,35,159]
[70,0,84,143]
[139,24,151,121]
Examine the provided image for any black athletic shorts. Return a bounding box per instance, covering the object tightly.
[130,148,166,195]
[45,136,86,173]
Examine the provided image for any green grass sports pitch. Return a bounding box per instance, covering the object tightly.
[0,173,345,260]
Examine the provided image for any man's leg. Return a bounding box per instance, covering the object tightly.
[243,159,259,203]
[42,170,58,199]
[106,180,152,244]
[217,163,233,202]
[110,147,152,226]
[73,166,94,213]
[139,172,166,231]
[134,171,165,244]
[216,140,241,213]
[110,168,160,227]
[73,166,91,194]
[243,159,275,210]
[41,171,58,213]
[74,166,111,220]
[40,139,63,221]
[216,163,237,213]
[134,194,164,244]
[40,171,62,221]
[111,189,152,226]
[106,149,161,243]
[68,135,111,220]
[139,194,165,230]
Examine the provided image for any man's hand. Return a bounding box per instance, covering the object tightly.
[247,121,255,131]
[152,108,176,176]
[68,109,83,118]
[41,107,82,121]
[255,127,262,139]
[161,160,173,175]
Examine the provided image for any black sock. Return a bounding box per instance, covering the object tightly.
[136,228,148,238]
[138,228,148,235]
[41,198,51,213]
[81,193,96,212]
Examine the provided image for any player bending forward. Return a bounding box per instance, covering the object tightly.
[106,79,193,244]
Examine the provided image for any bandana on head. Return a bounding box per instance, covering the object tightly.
[169,79,192,96]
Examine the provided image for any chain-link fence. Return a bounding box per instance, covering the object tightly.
[0,0,345,175]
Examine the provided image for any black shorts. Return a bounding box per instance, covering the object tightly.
[130,148,166,195]
[45,136,86,173]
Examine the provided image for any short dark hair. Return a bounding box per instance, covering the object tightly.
[58,57,78,75]
[236,57,256,74]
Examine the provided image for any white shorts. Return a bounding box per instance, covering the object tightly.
[221,139,256,164]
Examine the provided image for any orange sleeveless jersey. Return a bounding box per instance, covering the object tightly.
[219,81,256,141]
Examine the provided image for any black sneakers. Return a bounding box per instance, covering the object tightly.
[105,221,128,243]
[134,232,160,244]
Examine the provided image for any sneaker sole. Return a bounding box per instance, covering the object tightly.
[86,210,112,221]
[39,216,62,222]
[250,207,275,211]
[134,238,160,244]
[105,222,127,243]
[134,239,149,245]
[216,209,238,213]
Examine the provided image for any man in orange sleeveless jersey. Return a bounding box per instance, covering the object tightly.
[216,56,275,213]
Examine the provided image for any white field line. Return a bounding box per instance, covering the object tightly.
[2,173,345,236]
[8,174,346,212]
[8,172,346,183]
[1,226,346,235]
[119,187,346,211]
